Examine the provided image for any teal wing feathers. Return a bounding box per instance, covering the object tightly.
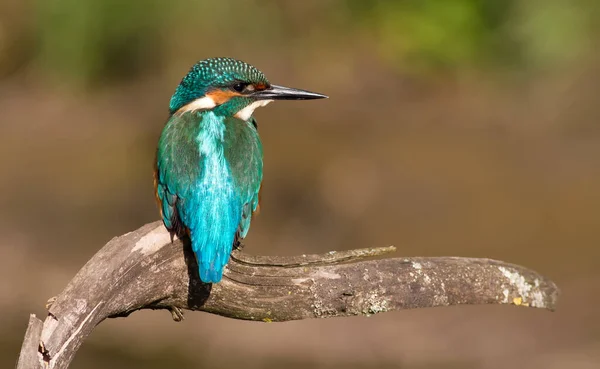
[154,170,183,238]
[154,113,201,239]
[225,115,263,239]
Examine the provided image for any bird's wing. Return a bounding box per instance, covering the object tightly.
[154,113,202,240]
[154,161,185,240]
[233,116,263,239]
[246,115,262,214]
[238,187,260,239]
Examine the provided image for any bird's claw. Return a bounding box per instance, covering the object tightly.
[169,306,185,322]
[46,296,57,310]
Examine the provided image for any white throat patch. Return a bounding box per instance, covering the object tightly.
[176,96,217,115]
[234,100,273,121]
[176,95,273,121]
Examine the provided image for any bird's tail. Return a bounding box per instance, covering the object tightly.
[187,193,241,283]
[189,227,237,283]
[199,262,223,284]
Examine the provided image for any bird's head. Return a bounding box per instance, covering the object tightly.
[169,57,327,120]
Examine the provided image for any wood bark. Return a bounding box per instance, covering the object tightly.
[17,221,559,368]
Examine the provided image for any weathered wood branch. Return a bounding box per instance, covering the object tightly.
[17,221,559,369]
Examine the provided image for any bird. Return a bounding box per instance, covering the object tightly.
[154,57,327,283]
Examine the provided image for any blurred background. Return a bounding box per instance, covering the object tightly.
[1,0,600,368]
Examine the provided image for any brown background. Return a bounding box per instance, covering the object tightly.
[1,1,599,368]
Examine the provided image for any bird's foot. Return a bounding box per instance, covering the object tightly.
[168,306,185,322]
[45,296,57,310]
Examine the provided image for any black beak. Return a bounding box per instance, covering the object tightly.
[252,84,328,100]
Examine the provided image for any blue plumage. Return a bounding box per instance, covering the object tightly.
[156,111,262,283]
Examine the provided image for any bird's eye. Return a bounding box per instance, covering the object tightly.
[232,82,247,92]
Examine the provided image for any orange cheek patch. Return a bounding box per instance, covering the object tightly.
[207,89,242,104]
[255,83,268,91]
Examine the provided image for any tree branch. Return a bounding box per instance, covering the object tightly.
[17,221,559,369]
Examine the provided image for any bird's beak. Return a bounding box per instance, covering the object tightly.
[252,84,328,100]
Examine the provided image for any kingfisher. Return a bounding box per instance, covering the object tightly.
[154,57,327,283]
